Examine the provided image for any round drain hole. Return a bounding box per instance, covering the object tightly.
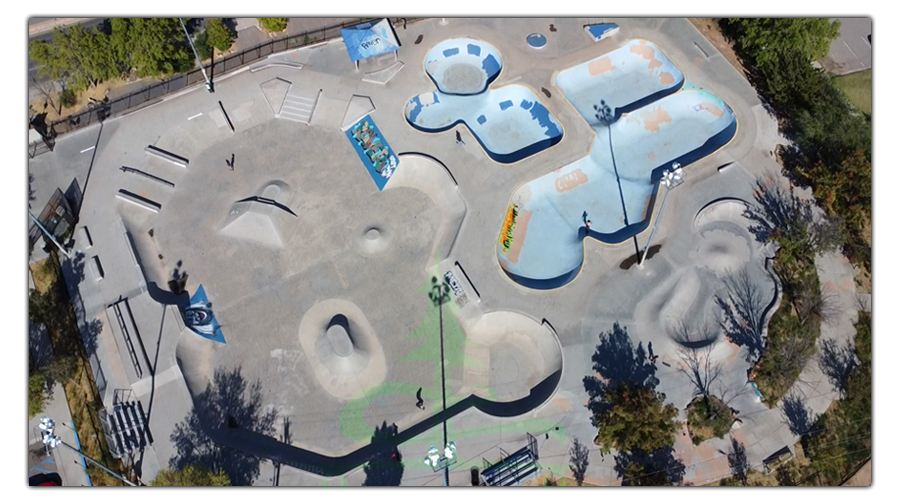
[527,33,547,49]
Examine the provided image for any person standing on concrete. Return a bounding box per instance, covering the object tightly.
[226,153,234,171]
[455,130,465,146]
[416,387,425,410]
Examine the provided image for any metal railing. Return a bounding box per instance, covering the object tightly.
[43,18,422,138]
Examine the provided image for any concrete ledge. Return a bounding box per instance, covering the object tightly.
[144,145,189,167]
[116,189,161,213]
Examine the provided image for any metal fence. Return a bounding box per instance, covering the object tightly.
[45,18,422,138]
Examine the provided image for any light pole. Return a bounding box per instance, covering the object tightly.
[423,441,457,486]
[179,18,214,93]
[638,163,683,268]
[38,417,138,486]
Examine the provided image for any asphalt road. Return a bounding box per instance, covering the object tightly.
[822,17,872,75]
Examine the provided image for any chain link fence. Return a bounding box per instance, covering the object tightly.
[44,18,422,139]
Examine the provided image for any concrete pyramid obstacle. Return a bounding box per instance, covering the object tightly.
[260,77,292,116]
[340,95,376,131]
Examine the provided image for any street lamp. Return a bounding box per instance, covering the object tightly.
[638,163,683,268]
[179,18,214,93]
[39,417,138,486]
[423,441,457,485]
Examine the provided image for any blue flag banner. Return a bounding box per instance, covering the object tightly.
[341,19,400,62]
[182,284,226,344]
[345,115,399,190]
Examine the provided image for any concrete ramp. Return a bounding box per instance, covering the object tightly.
[260,77,291,116]
[219,201,283,248]
[340,95,376,131]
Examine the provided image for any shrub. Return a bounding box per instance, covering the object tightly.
[59,88,77,108]
[205,18,234,52]
[257,18,288,33]
[194,30,212,61]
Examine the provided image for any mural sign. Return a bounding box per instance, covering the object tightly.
[182,284,226,344]
[443,271,469,308]
[500,204,519,253]
[346,116,399,190]
[340,19,400,62]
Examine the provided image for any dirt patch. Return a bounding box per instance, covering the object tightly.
[29,79,124,123]
[587,56,615,76]
[688,18,748,80]
[29,259,54,293]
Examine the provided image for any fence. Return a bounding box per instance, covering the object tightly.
[43,18,423,139]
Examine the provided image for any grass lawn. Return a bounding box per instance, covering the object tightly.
[834,69,872,116]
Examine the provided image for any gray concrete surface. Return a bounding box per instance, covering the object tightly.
[27,17,865,486]
[822,17,872,75]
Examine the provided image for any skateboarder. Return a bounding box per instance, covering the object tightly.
[416,387,425,410]
[455,130,466,146]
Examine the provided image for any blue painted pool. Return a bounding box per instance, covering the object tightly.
[497,40,737,288]
[406,38,563,164]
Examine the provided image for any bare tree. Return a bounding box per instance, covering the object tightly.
[568,437,590,486]
[673,322,722,400]
[31,76,63,115]
[716,269,767,362]
[795,283,841,327]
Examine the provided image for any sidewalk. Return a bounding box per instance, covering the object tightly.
[28,18,95,37]
[28,383,92,486]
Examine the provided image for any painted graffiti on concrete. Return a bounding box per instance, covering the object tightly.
[346,116,399,190]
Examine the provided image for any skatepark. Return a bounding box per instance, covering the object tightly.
[29,18,857,486]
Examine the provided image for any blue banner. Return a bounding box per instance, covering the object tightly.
[182,285,226,344]
[341,19,400,62]
[346,116,399,190]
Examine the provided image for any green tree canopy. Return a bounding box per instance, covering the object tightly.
[110,18,192,78]
[205,18,235,53]
[29,25,118,92]
[725,18,840,69]
[152,464,231,486]
[595,383,678,454]
[257,18,288,33]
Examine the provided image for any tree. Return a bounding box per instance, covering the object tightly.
[362,422,404,486]
[614,447,685,486]
[29,372,52,417]
[205,19,234,53]
[152,464,230,486]
[257,18,288,33]
[110,18,192,78]
[724,18,840,69]
[594,383,678,454]
[568,437,590,486]
[29,25,118,93]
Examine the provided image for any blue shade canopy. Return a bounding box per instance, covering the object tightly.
[341,19,400,62]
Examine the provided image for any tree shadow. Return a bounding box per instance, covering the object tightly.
[727,436,750,485]
[568,437,590,486]
[818,337,858,397]
[583,322,658,417]
[58,251,100,359]
[169,367,277,486]
[715,268,766,363]
[362,421,404,486]
[614,446,684,486]
[781,392,815,436]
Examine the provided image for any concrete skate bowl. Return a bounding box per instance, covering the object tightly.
[555,39,684,125]
[298,299,387,400]
[462,311,563,407]
[383,153,466,263]
[406,39,563,164]
[691,199,754,278]
[497,41,736,289]
[423,38,502,95]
